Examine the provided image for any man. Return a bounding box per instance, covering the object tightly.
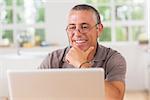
[39,4,126,100]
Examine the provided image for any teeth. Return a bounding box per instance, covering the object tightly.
[75,40,86,43]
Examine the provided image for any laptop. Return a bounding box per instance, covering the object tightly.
[7,68,105,100]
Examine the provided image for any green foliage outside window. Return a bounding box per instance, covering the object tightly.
[99,27,111,41]
[35,29,45,46]
[131,6,144,20]
[2,30,13,42]
[35,29,45,42]
[116,27,128,41]
[115,0,131,4]
[97,6,111,21]
[16,1,45,24]
[5,9,13,24]
[36,7,45,23]
[16,8,23,23]
[83,0,109,3]
[83,0,94,3]
[132,26,145,41]
[81,0,145,42]
[16,0,24,6]
[1,0,46,46]
[116,5,129,20]
[5,0,12,6]
[97,0,109,3]
[115,0,144,4]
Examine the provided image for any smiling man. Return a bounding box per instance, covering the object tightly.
[39,4,126,100]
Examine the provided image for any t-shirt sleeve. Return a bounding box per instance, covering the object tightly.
[106,53,126,83]
[38,51,60,69]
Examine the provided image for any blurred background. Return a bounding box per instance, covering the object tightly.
[0,0,150,100]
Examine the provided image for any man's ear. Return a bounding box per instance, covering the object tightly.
[97,23,103,37]
[99,23,103,32]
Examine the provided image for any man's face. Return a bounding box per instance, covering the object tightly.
[67,10,102,51]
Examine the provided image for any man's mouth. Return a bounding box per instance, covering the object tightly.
[75,40,87,44]
[73,39,88,47]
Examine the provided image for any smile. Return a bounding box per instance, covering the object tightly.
[75,40,87,43]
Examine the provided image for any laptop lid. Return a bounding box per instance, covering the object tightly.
[7,68,105,100]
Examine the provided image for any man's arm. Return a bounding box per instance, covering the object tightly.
[66,46,126,100]
[79,63,125,100]
[105,81,125,100]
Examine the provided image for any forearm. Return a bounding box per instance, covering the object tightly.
[105,81,125,100]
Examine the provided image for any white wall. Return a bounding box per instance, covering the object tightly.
[147,0,150,41]
[0,57,44,97]
[45,1,80,46]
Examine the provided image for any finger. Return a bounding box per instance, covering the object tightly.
[66,59,70,63]
[65,54,70,63]
[85,46,94,55]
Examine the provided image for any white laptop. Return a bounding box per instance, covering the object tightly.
[7,68,105,100]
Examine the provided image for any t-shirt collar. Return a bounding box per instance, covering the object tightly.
[62,44,106,63]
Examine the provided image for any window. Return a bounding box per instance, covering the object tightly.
[80,0,146,42]
[99,27,111,41]
[0,0,45,47]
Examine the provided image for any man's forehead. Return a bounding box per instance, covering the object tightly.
[68,10,93,16]
[67,10,96,24]
[68,23,90,26]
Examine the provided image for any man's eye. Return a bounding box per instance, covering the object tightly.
[68,26,76,30]
[82,26,89,29]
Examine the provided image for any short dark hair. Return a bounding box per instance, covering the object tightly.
[71,4,101,24]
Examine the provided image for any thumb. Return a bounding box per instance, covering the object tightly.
[85,46,94,55]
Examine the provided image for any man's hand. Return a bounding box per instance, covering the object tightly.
[65,46,94,68]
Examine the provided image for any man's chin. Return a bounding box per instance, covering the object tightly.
[77,45,89,51]
[72,43,89,51]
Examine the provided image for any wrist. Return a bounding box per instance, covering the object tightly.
[79,61,91,68]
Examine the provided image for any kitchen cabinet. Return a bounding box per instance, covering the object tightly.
[0,53,45,97]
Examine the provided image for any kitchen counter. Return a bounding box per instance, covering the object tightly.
[0,45,65,97]
[0,43,150,97]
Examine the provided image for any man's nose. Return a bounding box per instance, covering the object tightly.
[73,28,82,36]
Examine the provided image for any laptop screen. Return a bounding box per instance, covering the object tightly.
[7,68,105,100]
